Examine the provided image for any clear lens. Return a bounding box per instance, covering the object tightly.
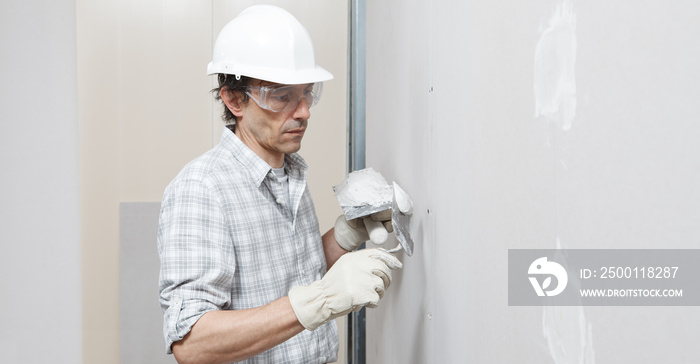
[245,83,323,113]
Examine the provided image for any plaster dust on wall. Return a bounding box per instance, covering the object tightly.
[543,305,595,364]
[534,0,577,131]
[535,2,591,361]
[542,239,595,364]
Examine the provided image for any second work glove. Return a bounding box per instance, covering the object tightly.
[288,249,403,331]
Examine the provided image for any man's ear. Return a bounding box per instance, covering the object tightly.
[220,88,245,118]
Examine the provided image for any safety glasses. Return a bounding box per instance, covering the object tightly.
[245,82,323,113]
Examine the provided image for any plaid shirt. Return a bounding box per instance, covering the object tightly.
[158,128,338,363]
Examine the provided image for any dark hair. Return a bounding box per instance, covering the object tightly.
[211,74,254,130]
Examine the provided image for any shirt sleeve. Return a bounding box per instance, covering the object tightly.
[157,177,235,354]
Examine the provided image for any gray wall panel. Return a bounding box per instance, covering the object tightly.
[365,0,700,363]
[120,202,177,364]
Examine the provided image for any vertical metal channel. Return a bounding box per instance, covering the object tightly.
[349,0,366,172]
[348,0,366,363]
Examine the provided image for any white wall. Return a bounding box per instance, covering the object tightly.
[0,0,82,362]
[365,0,700,363]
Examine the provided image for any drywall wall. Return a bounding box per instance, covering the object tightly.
[0,0,82,362]
[365,0,700,363]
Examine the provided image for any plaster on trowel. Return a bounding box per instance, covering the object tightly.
[333,168,414,256]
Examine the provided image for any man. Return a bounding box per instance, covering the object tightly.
[158,5,410,364]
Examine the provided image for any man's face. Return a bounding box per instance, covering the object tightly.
[230,82,314,166]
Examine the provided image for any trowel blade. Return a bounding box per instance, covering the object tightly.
[391,182,414,256]
[338,201,392,221]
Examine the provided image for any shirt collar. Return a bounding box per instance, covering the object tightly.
[219,128,307,187]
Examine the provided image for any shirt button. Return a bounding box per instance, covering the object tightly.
[276,198,283,204]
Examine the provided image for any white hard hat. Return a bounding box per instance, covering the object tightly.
[207,5,333,85]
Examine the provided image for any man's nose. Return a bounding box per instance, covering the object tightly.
[293,97,311,120]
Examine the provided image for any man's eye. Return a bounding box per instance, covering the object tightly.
[271,92,291,102]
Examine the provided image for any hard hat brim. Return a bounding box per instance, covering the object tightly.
[207,62,334,85]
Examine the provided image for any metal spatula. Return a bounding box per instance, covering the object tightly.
[333,168,393,244]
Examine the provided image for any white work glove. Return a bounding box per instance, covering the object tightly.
[334,211,391,251]
[334,185,414,251]
[288,249,403,331]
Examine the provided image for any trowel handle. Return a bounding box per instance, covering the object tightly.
[363,217,388,245]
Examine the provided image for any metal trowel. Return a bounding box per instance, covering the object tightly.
[333,168,393,244]
[333,168,414,255]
